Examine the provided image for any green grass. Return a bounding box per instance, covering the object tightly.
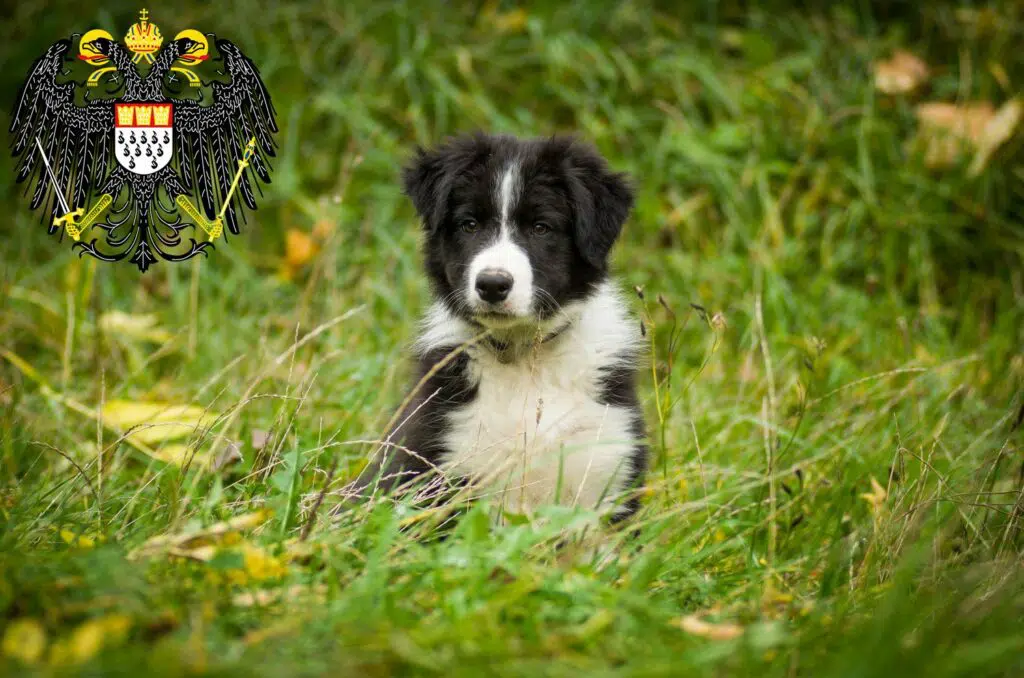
[1,0,1023,675]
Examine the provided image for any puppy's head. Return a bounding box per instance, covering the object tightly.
[403,133,633,328]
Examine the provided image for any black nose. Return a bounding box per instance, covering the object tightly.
[475,269,513,303]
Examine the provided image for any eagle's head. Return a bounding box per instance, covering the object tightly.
[171,33,209,65]
[84,36,116,56]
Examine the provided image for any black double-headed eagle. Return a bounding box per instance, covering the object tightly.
[9,10,277,271]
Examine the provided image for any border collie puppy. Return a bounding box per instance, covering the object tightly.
[355,133,647,519]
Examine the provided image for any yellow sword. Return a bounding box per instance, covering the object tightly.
[176,137,257,241]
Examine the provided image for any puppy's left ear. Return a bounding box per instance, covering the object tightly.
[559,139,634,270]
[402,146,454,235]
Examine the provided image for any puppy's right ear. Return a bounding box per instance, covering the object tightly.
[402,147,449,234]
[402,135,487,234]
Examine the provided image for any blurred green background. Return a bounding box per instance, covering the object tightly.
[0,1,1022,676]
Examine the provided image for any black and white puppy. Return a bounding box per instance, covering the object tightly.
[357,133,647,519]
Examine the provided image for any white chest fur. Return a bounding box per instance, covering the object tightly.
[418,283,643,515]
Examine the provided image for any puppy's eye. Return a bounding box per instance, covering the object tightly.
[532,222,551,235]
[460,218,479,234]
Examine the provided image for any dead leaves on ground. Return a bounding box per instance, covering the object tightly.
[100,399,219,467]
[3,618,47,664]
[874,50,929,95]
[915,99,1022,174]
[281,228,319,280]
[101,400,213,446]
[129,509,272,561]
[98,311,173,345]
[128,510,300,587]
[0,349,222,468]
[872,51,1020,173]
[2,614,132,667]
[674,613,745,641]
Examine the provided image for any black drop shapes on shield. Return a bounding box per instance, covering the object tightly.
[129,157,136,170]
[150,158,157,170]
[134,146,141,157]
[129,131,136,143]
[122,145,131,157]
[152,132,159,144]
[140,133,148,145]
[145,146,152,157]
[118,131,124,144]
[156,146,164,157]
[162,131,170,144]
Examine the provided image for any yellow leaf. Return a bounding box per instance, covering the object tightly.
[98,311,174,344]
[241,543,287,581]
[101,400,215,445]
[492,8,528,33]
[969,98,1021,176]
[675,614,744,640]
[129,510,272,560]
[3,618,47,664]
[150,443,204,467]
[233,584,327,608]
[874,50,929,95]
[860,476,887,511]
[59,529,99,548]
[914,101,995,168]
[284,229,318,270]
[455,47,473,78]
[50,615,131,665]
[311,218,336,240]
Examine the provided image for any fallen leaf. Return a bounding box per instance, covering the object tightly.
[211,440,243,472]
[312,218,335,240]
[675,614,744,640]
[150,443,204,466]
[251,429,271,451]
[861,475,888,512]
[914,101,996,168]
[874,50,929,94]
[2,618,46,664]
[284,229,318,270]
[455,46,473,78]
[239,543,287,581]
[99,311,173,344]
[101,400,215,446]
[49,615,131,665]
[969,98,1021,176]
[232,584,327,608]
[129,510,272,560]
[492,8,528,33]
[59,529,104,548]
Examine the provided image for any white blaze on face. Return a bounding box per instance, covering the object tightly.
[467,162,534,318]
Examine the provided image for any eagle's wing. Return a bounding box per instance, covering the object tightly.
[173,38,277,235]
[9,38,116,233]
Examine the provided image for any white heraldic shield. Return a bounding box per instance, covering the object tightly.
[115,103,173,175]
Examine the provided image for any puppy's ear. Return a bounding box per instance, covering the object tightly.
[402,135,489,234]
[557,138,634,270]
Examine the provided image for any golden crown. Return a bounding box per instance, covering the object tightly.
[152,105,171,126]
[116,105,135,126]
[124,8,163,56]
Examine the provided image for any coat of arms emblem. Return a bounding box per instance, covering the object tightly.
[9,9,277,271]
